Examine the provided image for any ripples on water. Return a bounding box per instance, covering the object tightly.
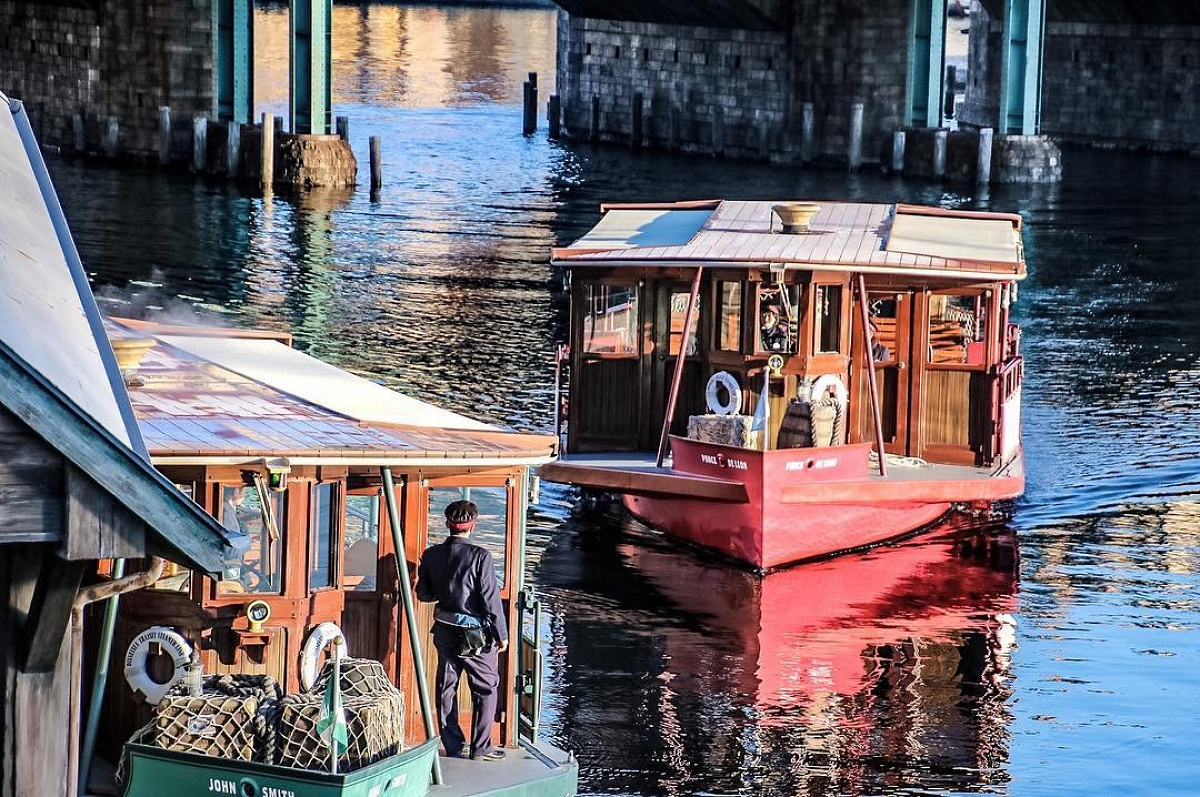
[41,4,1200,794]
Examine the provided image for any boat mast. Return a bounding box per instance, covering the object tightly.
[855,274,887,478]
[656,267,704,467]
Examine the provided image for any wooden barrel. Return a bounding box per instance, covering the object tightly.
[777,400,813,449]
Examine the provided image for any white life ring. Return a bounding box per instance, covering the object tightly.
[124,626,193,705]
[810,374,849,407]
[300,621,348,690]
[705,371,742,416]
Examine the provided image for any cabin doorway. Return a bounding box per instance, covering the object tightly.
[855,290,919,456]
[418,478,518,748]
[650,281,706,445]
[342,488,402,682]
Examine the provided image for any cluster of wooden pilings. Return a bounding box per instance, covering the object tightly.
[71,107,383,193]
[524,67,999,185]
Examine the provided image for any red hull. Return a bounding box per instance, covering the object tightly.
[622,437,1024,570]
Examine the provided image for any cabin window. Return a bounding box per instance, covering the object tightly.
[929,292,988,364]
[219,485,285,594]
[668,291,700,356]
[426,486,508,589]
[344,493,381,591]
[582,284,639,355]
[813,285,843,354]
[309,483,339,590]
[867,296,898,362]
[716,282,742,352]
[757,282,800,353]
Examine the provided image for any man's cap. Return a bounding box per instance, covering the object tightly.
[445,500,479,531]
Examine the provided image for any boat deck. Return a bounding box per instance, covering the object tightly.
[541,449,1023,506]
[433,740,577,797]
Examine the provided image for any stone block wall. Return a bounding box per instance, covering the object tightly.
[556,0,912,164]
[961,1,1200,153]
[1040,22,1200,152]
[0,0,215,160]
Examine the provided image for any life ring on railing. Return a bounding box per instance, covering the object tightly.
[810,374,849,407]
[300,622,348,690]
[705,371,742,416]
[124,626,192,704]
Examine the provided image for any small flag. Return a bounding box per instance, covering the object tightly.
[316,644,348,772]
[751,372,770,432]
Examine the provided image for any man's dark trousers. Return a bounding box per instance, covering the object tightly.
[433,625,499,758]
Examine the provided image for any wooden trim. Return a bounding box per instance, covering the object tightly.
[110,317,293,346]
[63,464,146,560]
[894,203,1023,232]
[22,554,86,673]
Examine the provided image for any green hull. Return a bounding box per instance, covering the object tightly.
[123,738,439,797]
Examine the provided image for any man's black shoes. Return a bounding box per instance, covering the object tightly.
[471,750,506,762]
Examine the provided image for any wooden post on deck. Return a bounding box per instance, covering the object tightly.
[379,468,443,786]
[856,274,887,477]
[656,267,704,467]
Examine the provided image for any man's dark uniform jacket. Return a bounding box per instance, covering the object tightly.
[416,535,508,648]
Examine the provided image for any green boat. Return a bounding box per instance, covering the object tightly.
[123,737,577,797]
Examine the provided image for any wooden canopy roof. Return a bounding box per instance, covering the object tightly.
[552,200,1027,282]
[109,319,558,466]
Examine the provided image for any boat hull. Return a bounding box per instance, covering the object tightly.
[622,438,1024,570]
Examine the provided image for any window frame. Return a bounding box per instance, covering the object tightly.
[308,481,342,593]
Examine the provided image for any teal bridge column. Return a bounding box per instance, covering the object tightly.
[997,0,1046,135]
[905,0,945,128]
[215,0,254,124]
[290,0,333,135]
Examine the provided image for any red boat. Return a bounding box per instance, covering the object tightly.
[541,200,1026,570]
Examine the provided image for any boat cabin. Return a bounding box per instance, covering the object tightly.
[552,201,1025,469]
[92,318,561,774]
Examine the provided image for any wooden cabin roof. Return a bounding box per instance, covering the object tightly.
[552,200,1026,281]
[0,96,231,573]
[108,319,558,466]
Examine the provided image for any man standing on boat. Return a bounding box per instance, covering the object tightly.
[416,500,509,762]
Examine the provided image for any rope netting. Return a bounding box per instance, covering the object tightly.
[117,658,404,786]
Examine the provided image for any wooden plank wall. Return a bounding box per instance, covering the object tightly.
[0,407,64,545]
[0,547,76,797]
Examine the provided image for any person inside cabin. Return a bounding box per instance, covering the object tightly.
[415,500,509,762]
[760,306,792,352]
[868,321,892,363]
[220,486,254,584]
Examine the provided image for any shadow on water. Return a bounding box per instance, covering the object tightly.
[38,3,1200,794]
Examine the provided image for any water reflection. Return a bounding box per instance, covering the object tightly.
[40,2,1200,793]
[535,513,1018,795]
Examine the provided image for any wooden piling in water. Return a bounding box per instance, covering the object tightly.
[260,112,274,189]
[336,115,349,141]
[892,129,906,174]
[370,135,382,193]
[226,120,240,178]
[977,127,994,185]
[631,93,643,150]
[547,95,561,139]
[590,95,600,143]
[944,65,957,120]
[848,101,864,170]
[933,128,948,178]
[523,72,538,135]
[159,107,171,166]
[73,113,85,153]
[801,102,814,163]
[192,116,207,173]
[105,116,118,158]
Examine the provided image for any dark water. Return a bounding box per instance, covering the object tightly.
[45,4,1200,794]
